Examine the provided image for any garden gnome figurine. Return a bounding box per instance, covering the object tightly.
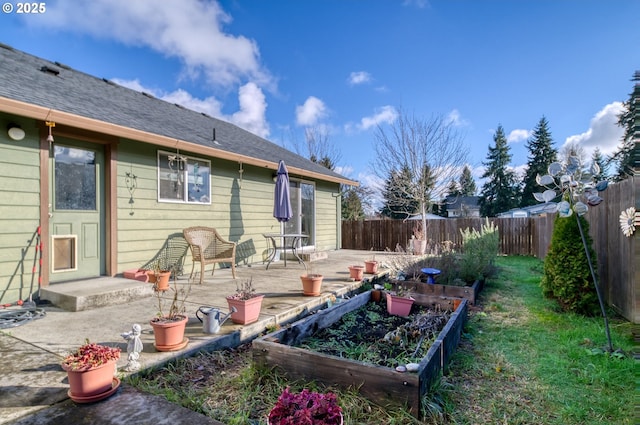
[121,323,143,371]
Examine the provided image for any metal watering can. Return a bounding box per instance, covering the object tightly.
[196,306,236,334]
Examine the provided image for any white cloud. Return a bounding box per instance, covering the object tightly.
[334,165,354,177]
[563,102,624,158]
[507,129,531,144]
[295,96,328,126]
[447,109,469,127]
[356,105,398,131]
[36,0,273,89]
[348,71,372,86]
[112,78,269,138]
[158,88,223,119]
[230,83,270,138]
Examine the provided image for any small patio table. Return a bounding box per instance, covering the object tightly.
[263,233,308,270]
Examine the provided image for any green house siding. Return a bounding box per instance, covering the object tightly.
[0,116,41,305]
[116,141,341,275]
[315,181,340,251]
[0,121,342,306]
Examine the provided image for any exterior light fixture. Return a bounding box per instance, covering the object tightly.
[7,123,25,141]
[45,121,55,143]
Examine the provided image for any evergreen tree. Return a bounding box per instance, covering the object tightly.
[341,187,364,220]
[479,125,520,217]
[446,179,460,197]
[521,116,557,207]
[379,166,419,219]
[611,71,639,181]
[591,147,609,181]
[459,165,477,196]
[541,214,599,315]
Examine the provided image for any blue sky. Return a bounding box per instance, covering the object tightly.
[1,0,637,199]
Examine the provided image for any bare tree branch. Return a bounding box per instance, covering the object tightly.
[373,108,468,235]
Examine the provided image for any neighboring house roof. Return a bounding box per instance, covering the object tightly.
[446,196,480,211]
[407,213,446,220]
[497,202,557,217]
[0,44,357,186]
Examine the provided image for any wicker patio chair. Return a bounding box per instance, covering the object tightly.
[183,226,237,284]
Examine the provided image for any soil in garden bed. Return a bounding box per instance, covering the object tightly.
[298,300,452,368]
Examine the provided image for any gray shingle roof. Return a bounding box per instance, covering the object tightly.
[446,196,480,210]
[0,44,355,184]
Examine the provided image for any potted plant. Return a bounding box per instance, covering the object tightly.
[348,265,364,281]
[385,282,415,317]
[364,252,379,274]
[411,223,427,255]
[300,264,324,296]
[226,277,264,325]
[61,339,121,402]
[144,264,171,291]
[268,387,343,425]
[149,271,191,351]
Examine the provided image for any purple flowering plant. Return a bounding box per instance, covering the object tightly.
[268,387,343,425]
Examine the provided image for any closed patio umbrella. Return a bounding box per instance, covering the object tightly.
[273,160,292,222]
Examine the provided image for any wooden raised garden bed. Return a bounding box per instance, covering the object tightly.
[412,279,484,305]
[252,290,468,418]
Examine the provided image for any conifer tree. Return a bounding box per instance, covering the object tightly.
[520,116,557,207]
[446,179,460,197]
[379,166,419,219]
[459,165,477,196]
[590,147,609,181]
[611,71,639,181]
[479,125,520,217]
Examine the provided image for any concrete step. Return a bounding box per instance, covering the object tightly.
[40,277,155,312]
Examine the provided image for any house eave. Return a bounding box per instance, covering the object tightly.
[0,96,359,187]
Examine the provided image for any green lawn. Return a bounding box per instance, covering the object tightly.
[127,255,635,425]
[442,255,635,425]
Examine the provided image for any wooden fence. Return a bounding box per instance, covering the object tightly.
[582,176,637,323]
[341,176,637,322]
[341,216,555,257]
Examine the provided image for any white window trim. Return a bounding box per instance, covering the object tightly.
[157,150,211,205]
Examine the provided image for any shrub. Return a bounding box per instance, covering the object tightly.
[541,214,599,315]
[459,218,500,282]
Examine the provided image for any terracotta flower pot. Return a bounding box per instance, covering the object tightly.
[453,298,462,311]
[385,293,414,317]
[348,265,364,281]
[62,360,116,398]
[364,260,379,274]
[412,239,427,255]
[146,270,171,291]
[150,315,188,351]
[226,295,264,325]
[370,289,382,302]
[300,274,323,296]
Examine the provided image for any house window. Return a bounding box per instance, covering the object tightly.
[158,151,211,204]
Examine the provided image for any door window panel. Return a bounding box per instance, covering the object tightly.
[54,146,96,211]
[284,180,315,246]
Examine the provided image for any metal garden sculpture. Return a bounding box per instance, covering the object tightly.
[534,156,613,352]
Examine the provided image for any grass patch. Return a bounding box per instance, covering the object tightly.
[126,255,635,424]
[442,256,634,425]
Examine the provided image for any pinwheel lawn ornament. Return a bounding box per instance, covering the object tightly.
[534,157,613,352]
[619,207,637,238]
